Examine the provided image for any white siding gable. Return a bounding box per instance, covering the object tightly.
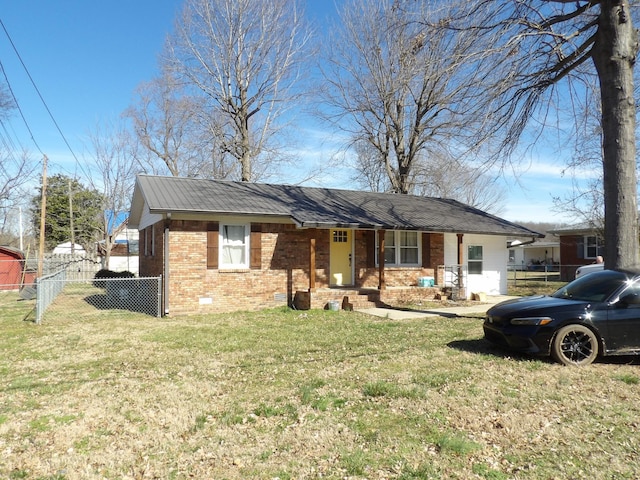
[443,233,508,297]
[137,203,163,231]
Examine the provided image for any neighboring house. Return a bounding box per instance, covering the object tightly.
[102,227,139,274]
[129,175,543,315]
[548,223,604,281]
[508,240,560,271]
[0,246,36,291]
[98,211,140,274]
[52,242,87,255]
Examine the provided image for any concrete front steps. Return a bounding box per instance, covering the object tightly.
[293,286,443,310]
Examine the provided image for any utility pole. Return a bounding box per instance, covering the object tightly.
[19,206,23,251]
[68,179,75,254]
[37,155,48,277]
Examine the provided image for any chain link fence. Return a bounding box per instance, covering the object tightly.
[1,253,163,323]
[35,269,67,324]
[35,275,162,324]
[507,264,589,288]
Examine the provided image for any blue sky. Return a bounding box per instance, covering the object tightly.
[0,1,587,225]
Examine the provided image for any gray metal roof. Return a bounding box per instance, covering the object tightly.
[130,175,543,237]
[548,222,601,235]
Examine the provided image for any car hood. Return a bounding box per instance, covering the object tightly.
[486,295,591,318]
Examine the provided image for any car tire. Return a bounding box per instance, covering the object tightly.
[551,324,599,366]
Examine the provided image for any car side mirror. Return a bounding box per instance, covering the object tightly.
[618,292,640,306]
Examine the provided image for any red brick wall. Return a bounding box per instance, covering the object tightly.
[426,233,445,285]
[164,222,326,315]
[139,221,449,315]
[559,234,586,281]
[139,223,164,278]
[560,235,581,266]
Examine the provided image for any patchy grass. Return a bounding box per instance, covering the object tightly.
[0,290,36,323]
[508,280,565,297]
[1,296,640,479]
[507,270,566,297]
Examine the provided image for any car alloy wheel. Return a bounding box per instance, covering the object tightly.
[551,324,598,366]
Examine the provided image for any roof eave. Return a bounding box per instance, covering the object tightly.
[296,221,383,229]
[147,208,291,218]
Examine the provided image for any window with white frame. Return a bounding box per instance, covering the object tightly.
[400,231,419,264]
[220,224,249,268]
[468,245,483,275]
[376,230,420,266]
[584,235,603,259]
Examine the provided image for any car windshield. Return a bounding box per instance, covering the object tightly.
[552,270,631,303]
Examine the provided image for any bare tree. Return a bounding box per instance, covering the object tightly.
[552,81,606,228]
[322,0,485,195]
[351,137,506,213]
[0,149,36,213]
[351,140,393,193]
[167,0,311,182]
[125,69,202,177]
[125,68,238,179]
[0,85,37,240]
[454,0,638,269]
[86,122,138,269]
[412,155,507,215]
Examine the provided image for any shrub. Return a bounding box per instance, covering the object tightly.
[93,269,135,289]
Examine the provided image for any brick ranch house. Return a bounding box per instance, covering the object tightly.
[548,223,605,281]
[129,175,542,315]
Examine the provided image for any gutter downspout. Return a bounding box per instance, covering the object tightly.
[457,233,465,298]
[164,213,170,315]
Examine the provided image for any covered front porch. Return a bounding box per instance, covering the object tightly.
[296,228,469,310]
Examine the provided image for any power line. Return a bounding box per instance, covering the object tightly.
[0,117,23,155]
[0,18,80,164]
[0,59,43,155]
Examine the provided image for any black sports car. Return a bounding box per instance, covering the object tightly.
[484,269,640,366]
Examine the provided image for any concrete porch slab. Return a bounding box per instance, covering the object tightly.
[356,295,517,320]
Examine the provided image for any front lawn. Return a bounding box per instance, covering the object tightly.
[1,294,639,479]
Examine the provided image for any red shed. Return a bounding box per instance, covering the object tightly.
[0,246,32,291]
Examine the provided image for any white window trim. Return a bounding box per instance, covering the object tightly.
[584,235,602,259]
[376,230,421,267]
[219,223,250,269]
[467,245,483,275]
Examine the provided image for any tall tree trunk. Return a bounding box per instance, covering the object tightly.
[593,0,638,269]
[240,92,252,182]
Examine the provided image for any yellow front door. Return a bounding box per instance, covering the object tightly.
[329,229,353,286]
